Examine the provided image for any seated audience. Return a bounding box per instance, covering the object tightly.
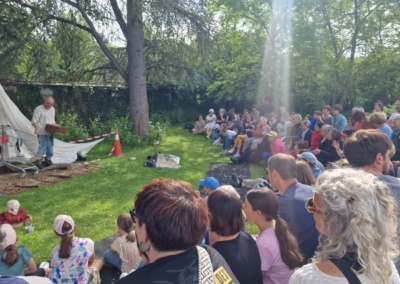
[192,114,206,135]
[208,189,263,284]
[310,122,324,150]
[369,112,392,138]
[218,124,237,155]
[205,109,217,139]
[229,114,255,156]
[351,110,374,130]
[251,106,260,122]
[267,112,278,132]
[216,108,227,125]
[331,104,348,132]
[244,188,303,283]
[290,168,400,283]
[297,152,322,178]
[373,100,384,113]
[309,111,322,131]
[49,215,94,284]
[314,128,343,166]
[97,214,141,274]
[242,116,267,153]
[267,154,319,262]
[295,160,316,185]
[288,114,302,150]
[262,131,286,163]
[299,120,313,147]
[391,114,400,161]
[321,105,334,126]
[0,224,44,277]
[117,179,238,283]
[277,114,291,142]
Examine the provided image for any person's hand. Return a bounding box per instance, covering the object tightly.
[34,127,40,135]
[314,148,321,155]
[332,140,340,150]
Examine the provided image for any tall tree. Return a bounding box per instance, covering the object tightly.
[1,0,211,136]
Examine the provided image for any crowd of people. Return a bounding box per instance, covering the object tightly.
[3,99,400,283]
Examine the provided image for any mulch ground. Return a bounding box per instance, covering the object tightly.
[0,163,101,195]
[200,162,251,201]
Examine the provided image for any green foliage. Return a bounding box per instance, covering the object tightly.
[55,112,89,142]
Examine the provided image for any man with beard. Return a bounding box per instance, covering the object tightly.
[344,129,400,271]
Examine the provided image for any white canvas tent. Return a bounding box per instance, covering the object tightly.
[0,84,103,164]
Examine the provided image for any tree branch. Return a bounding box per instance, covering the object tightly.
[74,0,128,82]
[110,0,127,39]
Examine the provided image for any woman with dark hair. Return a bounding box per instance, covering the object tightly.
[243,188,303,283]
[314,128,343,166]
[192,114,206,135]
[351,110,374,130]
[117,179,238,283]
[208,189,263,284]
[49,215,94,284]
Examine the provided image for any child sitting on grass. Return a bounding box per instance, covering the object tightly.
[0,224,45,277]
[104,213,140,273]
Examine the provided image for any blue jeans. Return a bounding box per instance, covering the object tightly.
[103,249,122,270]
[37,134,54,158]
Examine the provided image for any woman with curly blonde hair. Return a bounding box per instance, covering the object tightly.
[290,168,400,283]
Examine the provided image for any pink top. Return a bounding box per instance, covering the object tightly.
[256,228,294,284]
[271,138,286,155]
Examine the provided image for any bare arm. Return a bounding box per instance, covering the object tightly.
[24,258,38,275]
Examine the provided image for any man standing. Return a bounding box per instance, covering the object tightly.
[32,95,56,168]
[267,154,319,262]
[331,104,348,132]
[344,129,400,271]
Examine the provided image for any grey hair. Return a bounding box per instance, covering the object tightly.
[259,116,267,124]
[219,108,226,114]
[301,120,310,127]
[216,185,240,199]
[41,88,53,96]
[292,114,302,121]
[314,168,399,283]
[321,125,333,132]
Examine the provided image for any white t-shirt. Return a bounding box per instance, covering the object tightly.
[226,130,237,139]
[289,262,400,284]
[31,105,55,135]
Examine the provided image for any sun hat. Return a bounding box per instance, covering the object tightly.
[199,177,220,190]
[54,215,75,235]
[0,224,17,249]
[297,152,317,166]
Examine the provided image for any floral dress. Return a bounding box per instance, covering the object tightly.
[49,237,94,284]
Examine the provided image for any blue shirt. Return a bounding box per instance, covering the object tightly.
[333,113,348,132]
[278,182,319,262]
[0,246,32,276]
[379,124,393,138]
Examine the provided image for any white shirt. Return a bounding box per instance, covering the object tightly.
[31,105,55,135]
[289,262,400,284]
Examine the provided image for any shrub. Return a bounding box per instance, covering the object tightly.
[55,112,88,142]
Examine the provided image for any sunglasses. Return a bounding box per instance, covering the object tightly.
[305,197,322,214]
[129,208,137,223]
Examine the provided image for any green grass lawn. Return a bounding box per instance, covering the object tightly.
[0,125,264,262]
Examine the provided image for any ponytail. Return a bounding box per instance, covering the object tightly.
[125,230,136,243]
[59,234,74,259]
[275,217,304,269]
[117,213,135,243]
[2,244,19,266]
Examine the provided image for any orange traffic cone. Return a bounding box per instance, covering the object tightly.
[108,130,123,156]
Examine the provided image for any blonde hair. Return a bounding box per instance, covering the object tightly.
[369,112,387,125]
[314,168,399,283]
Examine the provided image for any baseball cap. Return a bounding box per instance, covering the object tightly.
[54,215,75,235]
[0,224,17,249]
[297,152,317,166]
[199,177,220,190]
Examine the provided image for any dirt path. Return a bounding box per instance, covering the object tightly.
[0,164,101,195]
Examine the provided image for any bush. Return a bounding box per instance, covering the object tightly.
[55,112,89,142]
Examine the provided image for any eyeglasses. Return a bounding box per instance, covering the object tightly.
[305,197,323,214]
[129,208,137,223]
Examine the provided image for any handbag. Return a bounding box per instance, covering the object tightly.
[196,246,215,284]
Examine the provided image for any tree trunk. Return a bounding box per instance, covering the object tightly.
[127,0,149,136]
